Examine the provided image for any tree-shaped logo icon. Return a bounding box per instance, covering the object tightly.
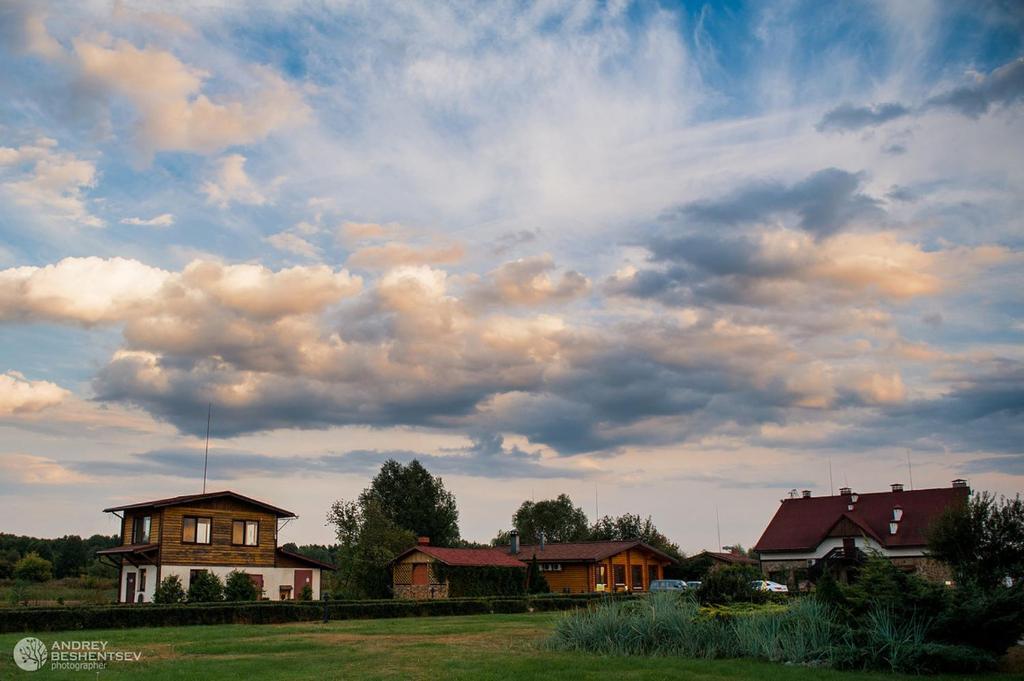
[13,637,47,672]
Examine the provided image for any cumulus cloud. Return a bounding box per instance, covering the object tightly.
[202,154,271,207]
[677,168,882,237]
[469,255,590,307]
[16,13,308,158]
[121,213,174,227]
[0,137,102,228]
[0,371,70,415]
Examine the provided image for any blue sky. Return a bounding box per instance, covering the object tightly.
[0,0,1021,549]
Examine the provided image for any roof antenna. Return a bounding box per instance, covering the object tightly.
[906,449,914,491]
[715,505,722,552]
[828,459,834,496]
[202,403,211,494]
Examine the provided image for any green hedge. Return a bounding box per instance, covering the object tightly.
[0,593,628,633]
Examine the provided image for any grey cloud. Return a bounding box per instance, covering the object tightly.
[492,229,539,255]
[925,57,1024,118]
[816,102,910,132]
[75,436,582,481]
[678,168,882,237]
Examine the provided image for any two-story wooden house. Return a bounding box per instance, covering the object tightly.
[96,491,333,603]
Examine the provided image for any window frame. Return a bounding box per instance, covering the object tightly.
[181,516,213,545]
[132,515,152,544]
[232,519,260,547]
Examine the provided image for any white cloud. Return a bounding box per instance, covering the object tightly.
[0,137,102,228]
[121,213,175,227]
[0,371,70,415]
[202,154,270,207]
[264,231,321,259]
[0,453,89,484]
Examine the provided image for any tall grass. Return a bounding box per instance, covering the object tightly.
[548,592,840,665]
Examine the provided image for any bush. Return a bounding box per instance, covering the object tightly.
[300,584,313,601]
[434,565,526,598]
[526,558,550,594]
[223,571,260,602]
[697,564,764,605]
[154,575,186,604]
[187,571,224,602]
[13,553,52,582]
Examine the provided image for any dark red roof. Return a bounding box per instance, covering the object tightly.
[515,539,677,563]
[103,490,296,518]
[276,548,336,571]
[695,550,757,565]
[393,546,527,568]
[754,485,969,552]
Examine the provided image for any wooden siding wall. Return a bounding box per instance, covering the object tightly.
[122,510,162,545]
[544,564,590,594]
[595,549,667,592]
[159,498,277,567]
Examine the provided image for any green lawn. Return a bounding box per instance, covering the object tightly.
[1,613,1021,680]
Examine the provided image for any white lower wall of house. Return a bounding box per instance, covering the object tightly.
[160,564,321,601]
[121,564,158,603]
[762,537,928,562]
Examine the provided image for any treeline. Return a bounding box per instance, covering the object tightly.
[0,533,120,580]
[319,459,685,599]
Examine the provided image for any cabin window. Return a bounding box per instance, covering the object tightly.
[182,516,212,544]
[539,563,562,572]
[189,569,207,587]
[613,564,626,588]
[631,565,644,590]
[132,516,151,544]
[596,565,607,588]
[647,564,658,584]
[232,520,259,546]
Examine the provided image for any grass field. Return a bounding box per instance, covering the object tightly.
[0,578,116,607]
[1,613,1022,680]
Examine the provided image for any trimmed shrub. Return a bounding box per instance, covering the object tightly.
[187,571,224,603]
[13,553,52,582]
[300,584,313,601]
[153,575,186,604]
[526,558,550,594]
[224,571,259,602]
[434,565,527,598]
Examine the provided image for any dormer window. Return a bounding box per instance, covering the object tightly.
[850,494,859,503]
[892,506,903,522]
[889,521,898,535]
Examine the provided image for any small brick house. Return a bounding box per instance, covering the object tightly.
[754,481,969,588]
[391,534,676,599]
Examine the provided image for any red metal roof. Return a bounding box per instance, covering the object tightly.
[754,485,969,552]
[395,546,527,568]
[696,550,757,565]
[515,539,677,563]
[102,490,296,518]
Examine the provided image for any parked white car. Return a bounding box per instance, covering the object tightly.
[750,580,789,593]
[649,579,688,592]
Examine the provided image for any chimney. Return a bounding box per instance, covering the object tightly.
[891,483,904,493]
[509,529,519,555]
[838,486,851,496]
[801,490,812,499]
[417,536,430,546]
[539,531,546,550]
[952,479,967,488]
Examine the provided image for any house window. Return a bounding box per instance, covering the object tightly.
[631,565,644,590]
[132,516,151,544]
[596,565,607,589]
[232,520,259,546]
[182,517,212,544]
[648,564,659,584]
[189,569,207,587]
[138,568,147,591]
[539,563,562,572]
[613,564,626,588]
[892,507,903,522]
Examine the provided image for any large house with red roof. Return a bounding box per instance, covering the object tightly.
[753,480,969,588]
[391,533,676,598]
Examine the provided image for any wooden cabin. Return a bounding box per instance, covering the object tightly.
[96,490,334,603]
[391,535,676,599]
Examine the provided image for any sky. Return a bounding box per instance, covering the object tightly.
[0,0,1021,552]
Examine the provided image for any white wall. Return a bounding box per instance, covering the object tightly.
[762,536,928,562]
[120,564,158,603]
[161,564,322,600]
